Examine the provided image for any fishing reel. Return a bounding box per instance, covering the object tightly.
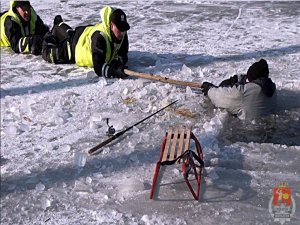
[106,118,116,136]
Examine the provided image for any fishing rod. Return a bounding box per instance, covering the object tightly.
[88,100,178,155]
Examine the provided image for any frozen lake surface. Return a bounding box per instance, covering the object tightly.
[1,1,300,224]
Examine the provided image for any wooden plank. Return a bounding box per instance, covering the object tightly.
[169,127,179,160]
[124,69,202,89]
[162,127,173,161]
[176,127,185,158]
[184,127,192,151]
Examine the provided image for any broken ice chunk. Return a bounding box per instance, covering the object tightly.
[74,152,87,167]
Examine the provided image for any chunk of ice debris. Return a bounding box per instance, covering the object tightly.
[19,123,30,132]
[86,71,98,79]
[90,113,102,122]
[89,113,103,129]
[5,125,18,136]
[123,88,129,95]
[141,215,150,223]
[55,117,65,125]
[59,144,71,152]
[89,120,98,129]
[128,141,136,149]
[210,158,220,165]
[41,196,51,209]
[181,64,192,76]
[196,66,204,77]
[186,86,193,97]
[36,182,45,191]
[93,172,103,179]
[98,77,108,87]
[133,126,139,134]
[74,152,87,167]
[86,177,92,184]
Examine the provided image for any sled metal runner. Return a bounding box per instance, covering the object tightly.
[150,126,204,200]
[88,100,178,155]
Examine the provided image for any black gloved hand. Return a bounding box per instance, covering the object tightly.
[43,32,58,45]
[30,35,43,55]
[218,75,238,87]
[108,59,127,78]
[201,82,216,96]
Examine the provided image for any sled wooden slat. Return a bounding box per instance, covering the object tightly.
[176,127,186,160]
[184,127,191,152]
[169,127,179,160]
[161,127,173,162]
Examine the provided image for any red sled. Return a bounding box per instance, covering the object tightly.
[150,127,204,200]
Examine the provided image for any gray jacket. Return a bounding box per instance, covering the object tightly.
[207,76,277,120]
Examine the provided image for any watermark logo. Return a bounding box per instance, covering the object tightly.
[269,182,296,224]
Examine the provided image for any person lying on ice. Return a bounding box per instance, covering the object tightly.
[0,1,49,55]
[201,59,277,120]
[42,6,130,79]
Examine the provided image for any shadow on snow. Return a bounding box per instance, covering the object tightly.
[0,145,157,198]
[128,44,300,69]
[0,77,96,98]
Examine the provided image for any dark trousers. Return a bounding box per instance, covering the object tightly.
[42,23,75,64]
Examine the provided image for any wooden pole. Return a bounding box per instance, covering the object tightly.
[124,69,202,89]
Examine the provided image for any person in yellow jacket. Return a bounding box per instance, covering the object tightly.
[0,1,49,55]
[42,6,130,78]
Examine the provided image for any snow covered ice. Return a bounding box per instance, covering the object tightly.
[1,0,300,225]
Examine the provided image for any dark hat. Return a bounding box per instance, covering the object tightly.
[246,59,269,82]
[110,9,130,32]
[14,1,31,8]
